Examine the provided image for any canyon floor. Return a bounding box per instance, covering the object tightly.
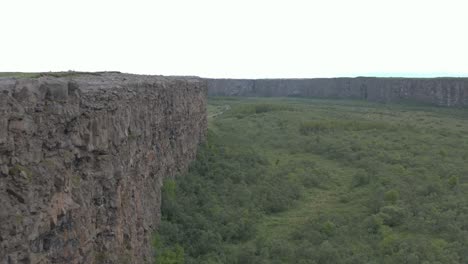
[156,97,468,264]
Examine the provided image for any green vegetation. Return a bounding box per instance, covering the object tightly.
[0,71,117,79]
[155,97,468,264]
[9,164,33,182]
[0,72,42,78]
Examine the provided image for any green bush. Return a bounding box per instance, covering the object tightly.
[384,189,399,204]
[379,206,406,227]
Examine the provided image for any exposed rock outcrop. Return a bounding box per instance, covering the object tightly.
[207,77,468,106]
[0,73,207,263]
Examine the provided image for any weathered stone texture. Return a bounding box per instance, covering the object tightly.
[207,77,468,106]
[0,73,207,263]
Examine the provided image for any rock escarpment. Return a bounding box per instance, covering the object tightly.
[207,77,468,106]
[0,73,207,263]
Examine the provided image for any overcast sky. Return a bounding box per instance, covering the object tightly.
[1,0,467,78]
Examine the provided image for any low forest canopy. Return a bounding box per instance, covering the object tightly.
[155,97,468,264]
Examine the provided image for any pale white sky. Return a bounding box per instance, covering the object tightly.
[1,0,467,78]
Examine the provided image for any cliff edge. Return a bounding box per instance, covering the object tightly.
[0,73,207,263]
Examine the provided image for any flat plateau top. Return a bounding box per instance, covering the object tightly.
[0,71,199,80]
[0,72,203,92]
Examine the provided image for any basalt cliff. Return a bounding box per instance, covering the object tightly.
[207,77,468,106]
[0,73,207,263]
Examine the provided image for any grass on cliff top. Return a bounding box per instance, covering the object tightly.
[0,72,42,78]
[0,71,120,79]
[155,97,468,264]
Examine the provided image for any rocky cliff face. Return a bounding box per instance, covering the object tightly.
[207,77,468,106]
[0,73,207,263]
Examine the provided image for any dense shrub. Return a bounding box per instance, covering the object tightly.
[154,97,468,264]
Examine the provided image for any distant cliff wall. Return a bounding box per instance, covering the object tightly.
[207,77,468,106]
[0,73,207,263]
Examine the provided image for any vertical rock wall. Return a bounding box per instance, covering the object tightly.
[207,77,468,106]
[0,73,207,263]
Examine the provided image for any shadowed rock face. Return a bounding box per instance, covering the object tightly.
[207,77,468,106]
[0,73,207,263]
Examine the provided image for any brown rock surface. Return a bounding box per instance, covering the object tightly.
[0,73,207,263]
